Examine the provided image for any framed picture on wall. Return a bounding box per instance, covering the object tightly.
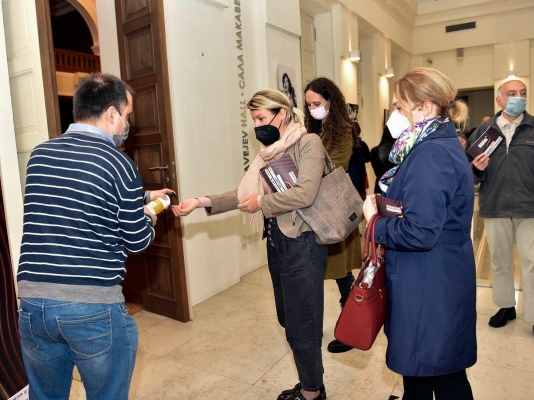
[347,103,359,122]
[277,64,297,108]
[383,109,390,126]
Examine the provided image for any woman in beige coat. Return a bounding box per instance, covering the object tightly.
[304,77,363,354]
[173,90,327,400]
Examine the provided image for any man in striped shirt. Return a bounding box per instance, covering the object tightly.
[17,73,168,399]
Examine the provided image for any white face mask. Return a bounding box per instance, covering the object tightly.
[386,105,426,139]
[386,110,411,139]
[309,101,329,120]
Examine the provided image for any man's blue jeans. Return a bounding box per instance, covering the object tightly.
[266,218,328,392]
[18,298,138,400]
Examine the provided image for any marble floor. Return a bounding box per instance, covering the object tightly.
[69,265,533,400]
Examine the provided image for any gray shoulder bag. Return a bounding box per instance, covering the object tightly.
[294,139,364,245]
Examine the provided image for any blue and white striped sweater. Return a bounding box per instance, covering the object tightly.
[17,131,155,295]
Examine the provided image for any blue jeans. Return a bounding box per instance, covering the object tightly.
[266,218,328,392]
[18,298,138,400]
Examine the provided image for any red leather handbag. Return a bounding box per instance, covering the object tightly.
[334,214,388,350]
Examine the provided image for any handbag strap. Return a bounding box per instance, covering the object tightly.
[294,136,336,175]
[363,214,381,264]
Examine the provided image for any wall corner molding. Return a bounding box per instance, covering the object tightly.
[197,0,228,11]
[265,23,301,40]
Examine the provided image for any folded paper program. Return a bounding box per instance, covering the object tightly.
[466,126,503,160]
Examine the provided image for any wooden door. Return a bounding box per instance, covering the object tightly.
[115,0,190,322]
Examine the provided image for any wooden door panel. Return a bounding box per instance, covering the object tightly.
[145,254,175,299]
[135,144,163,185]
[125,27,156,79]
[117,0,189,322]
[122,0,151,21]
[132,85,159,133]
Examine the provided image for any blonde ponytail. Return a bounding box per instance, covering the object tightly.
[448,99,469,133]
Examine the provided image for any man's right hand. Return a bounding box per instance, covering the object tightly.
[473,153,490,171]
[143,205,157,225]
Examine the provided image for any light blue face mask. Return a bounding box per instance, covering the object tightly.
[504,96,527,116]
[112,114,130,147]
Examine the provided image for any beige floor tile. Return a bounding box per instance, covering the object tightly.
[69,379,86,400]
[138,317,209,357]
[164,310,290,385]
[238,386,280,400]
[132,310,169,334]
[468,362,534,400]
[129,358,251,400]
[135,348,162,372]
[240,264,272,287]
[476,319,534,373]
[191,281,271,326]
[68,264,534,400]
[254,346,399,400]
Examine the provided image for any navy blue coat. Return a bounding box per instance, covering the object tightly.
[374,121,477,377]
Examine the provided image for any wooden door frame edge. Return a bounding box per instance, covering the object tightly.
[35,0,62,139]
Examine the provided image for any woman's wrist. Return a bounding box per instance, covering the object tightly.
[195,196,212,208]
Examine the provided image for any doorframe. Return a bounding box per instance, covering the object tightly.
[35,0,62,139]
[35,0,190,321]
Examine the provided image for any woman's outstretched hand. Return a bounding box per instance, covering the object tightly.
[171,199,200,217]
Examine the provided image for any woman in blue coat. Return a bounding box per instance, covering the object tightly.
[363,67,477,400]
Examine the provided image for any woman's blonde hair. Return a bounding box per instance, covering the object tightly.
[394,67,469,132]
[247,89,304,125]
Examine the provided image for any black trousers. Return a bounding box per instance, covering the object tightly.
[266,218,328,392]
[402,369,474,400]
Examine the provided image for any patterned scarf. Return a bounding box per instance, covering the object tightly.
[379,117,447,192]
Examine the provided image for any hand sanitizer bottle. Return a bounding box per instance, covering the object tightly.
[146,192,177,215]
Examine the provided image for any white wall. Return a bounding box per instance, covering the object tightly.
[95,0,120,76]
[413,3,534,55]
[163,0,306,306]
[315,12,334,80]
[164,0,243,306]
[415,45,495,90]
[0,2,23,284]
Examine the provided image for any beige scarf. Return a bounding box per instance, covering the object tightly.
[238,120,306,231]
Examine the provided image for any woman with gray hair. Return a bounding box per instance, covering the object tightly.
[173,89,327,400]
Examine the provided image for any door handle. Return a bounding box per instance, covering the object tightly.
[148,164,168,171]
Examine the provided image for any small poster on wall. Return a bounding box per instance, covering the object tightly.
[347,103,359,122]
[277,64,298,108]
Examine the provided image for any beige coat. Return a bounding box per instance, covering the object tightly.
[207,130,325,238]
[321,126,363,280]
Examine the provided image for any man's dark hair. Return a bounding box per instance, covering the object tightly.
[73,72,134,123]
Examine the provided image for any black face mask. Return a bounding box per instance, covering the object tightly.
[254,112,282,146]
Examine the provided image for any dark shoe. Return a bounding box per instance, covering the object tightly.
[489,307,516,328]
[277,383,326,400]
[327,339,352,353]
